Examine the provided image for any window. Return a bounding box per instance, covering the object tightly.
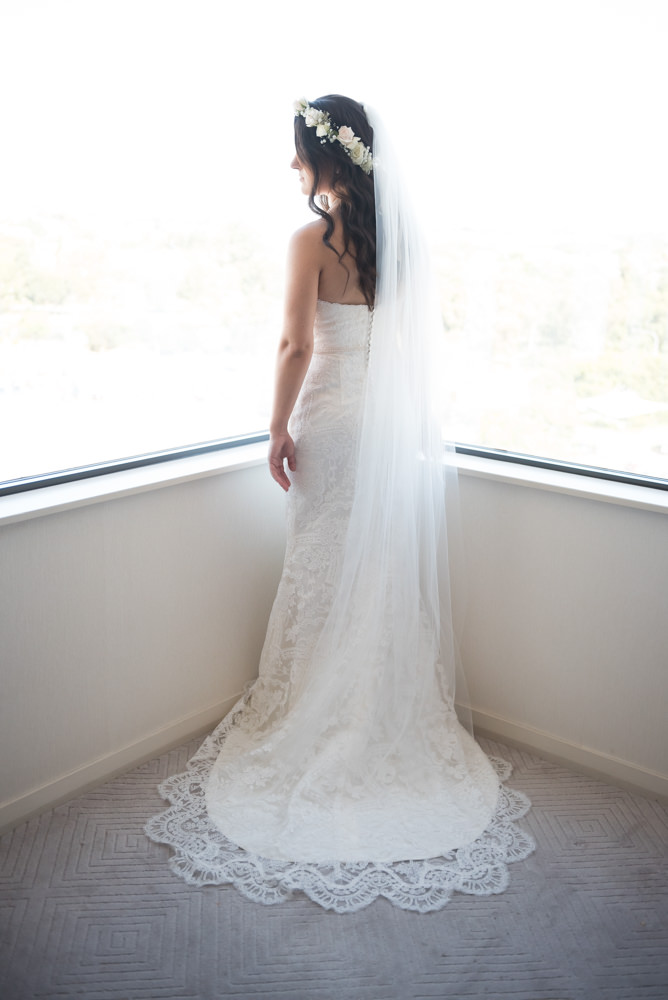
[434,230,668,481]
[2,0,667,488]
[1,0,296,485]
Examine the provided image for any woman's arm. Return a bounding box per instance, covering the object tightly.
[268,224,322,491]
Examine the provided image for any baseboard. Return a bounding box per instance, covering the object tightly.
[0,694,242,835]
[471,707,668,802]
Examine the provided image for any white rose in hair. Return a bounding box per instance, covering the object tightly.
[304,108,324,127]
[316,122,329,138]
[293,98,308,113]
[349,141,366,165]
[337,126,356,146]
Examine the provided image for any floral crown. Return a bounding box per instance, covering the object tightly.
[293,98,373,175]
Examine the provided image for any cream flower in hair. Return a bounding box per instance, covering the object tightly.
[304,107,325,128]
[348,141,367,166]
[337,126,356,146]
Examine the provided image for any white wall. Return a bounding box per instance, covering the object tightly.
[0,462,285,830]
[457,472,668,794]
[1,459,667,832]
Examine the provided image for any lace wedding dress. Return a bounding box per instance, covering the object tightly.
[145,300,534,913]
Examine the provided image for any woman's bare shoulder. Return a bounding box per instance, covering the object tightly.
[289,218,328,248]
[287,220,330,271]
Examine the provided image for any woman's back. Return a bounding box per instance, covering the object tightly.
[303,215,369,306]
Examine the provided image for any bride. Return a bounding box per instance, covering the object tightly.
[146,95,533,912]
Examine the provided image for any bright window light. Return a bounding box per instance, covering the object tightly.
[1,0,667,483]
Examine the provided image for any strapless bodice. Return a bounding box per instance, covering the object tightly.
[313,299,371,356]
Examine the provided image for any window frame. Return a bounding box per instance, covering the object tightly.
[1,436,666,499]
[454,445,668,493]
[0,432,269,498]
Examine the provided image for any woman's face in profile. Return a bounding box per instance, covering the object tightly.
[290,153,314,197]
[291,153,336,200]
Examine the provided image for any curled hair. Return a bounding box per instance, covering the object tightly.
[294,94,376,308]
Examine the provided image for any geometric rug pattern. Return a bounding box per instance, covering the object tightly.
[2,735,667,999]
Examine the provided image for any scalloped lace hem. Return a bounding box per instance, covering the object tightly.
[145,723,535,914]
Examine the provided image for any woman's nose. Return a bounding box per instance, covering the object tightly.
[290,156,299,170]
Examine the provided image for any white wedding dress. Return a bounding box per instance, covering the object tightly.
[145,300,534,912]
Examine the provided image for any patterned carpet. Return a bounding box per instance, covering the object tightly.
[1,735,667,1000]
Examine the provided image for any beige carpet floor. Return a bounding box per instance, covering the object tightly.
[1,735,667,999]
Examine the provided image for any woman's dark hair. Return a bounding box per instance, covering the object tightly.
[294,94,376,308]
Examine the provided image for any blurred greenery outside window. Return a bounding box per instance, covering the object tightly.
[2,219,667,485]
[432,231,668,482]
[0,216,282,484]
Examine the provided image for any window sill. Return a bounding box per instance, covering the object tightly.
[0,442,268,526]
[1,444,666,528]
[452,452,668,515]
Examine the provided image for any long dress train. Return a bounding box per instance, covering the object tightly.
[145,300,534,913]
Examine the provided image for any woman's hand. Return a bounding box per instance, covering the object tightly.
[269,431,296,491]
